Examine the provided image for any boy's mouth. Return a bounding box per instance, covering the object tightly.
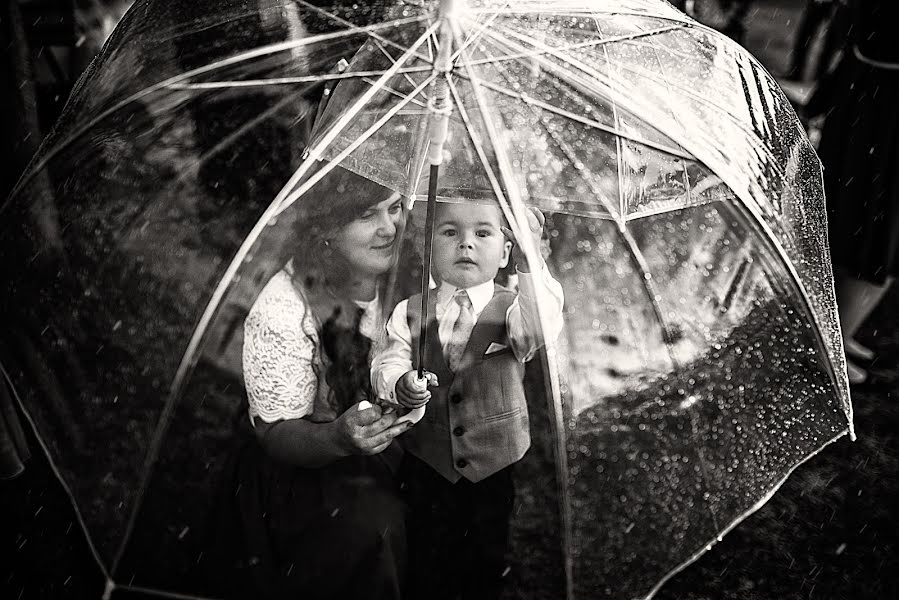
[455,257,477,266]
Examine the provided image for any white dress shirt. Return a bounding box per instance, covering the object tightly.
[371,264,565,405]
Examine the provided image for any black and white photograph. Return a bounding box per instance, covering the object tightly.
[2,1,897,598]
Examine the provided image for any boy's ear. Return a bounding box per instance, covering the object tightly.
[499,239,512,269]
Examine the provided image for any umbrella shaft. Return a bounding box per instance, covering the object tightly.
[418,164,441,378]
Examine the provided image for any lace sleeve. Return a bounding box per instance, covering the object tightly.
[242,271,320,425]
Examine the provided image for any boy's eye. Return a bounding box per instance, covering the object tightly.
[476,229,491,237]
[441,228,456,237]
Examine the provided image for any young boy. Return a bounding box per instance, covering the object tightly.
[370,200,564,599]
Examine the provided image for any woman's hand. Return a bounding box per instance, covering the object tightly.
[333,402,412,456]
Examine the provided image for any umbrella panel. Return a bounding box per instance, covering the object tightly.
[556,200,847,598]
[0,16,352,569]
[317,29,705,221]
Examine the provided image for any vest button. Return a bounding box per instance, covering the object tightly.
[456,458,468,468]
[450,393,462,404]
[453,426,465,437]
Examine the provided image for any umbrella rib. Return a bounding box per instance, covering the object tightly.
[486,20,682,370]
[107,22,439,576]
[630,47,732,517]
[483,56,680,370]
[445,81,507,211]
[454,72,693,161]
[465,26,693,159]
[296,0,436,67]
[470,40,621,218]
[597,21,732,530]
[458,18,686,70]
[470,26,827,394]
[645,427,850,599]
[510,24,795,190]
[371,38,427,95]
[397,3,510,201]
[0,365,113,583]
[469,29,679,366]
[449,3,508,64]
[176,91,314,185]
[270,21,439,214]
[114,584,213,599]
[5,14,426,207]
[162,65,435,90]
[503,15,851,427]
[453,37,576,600]
[358,76,430,109]
[467,7,695,28]
[275,72,437,216]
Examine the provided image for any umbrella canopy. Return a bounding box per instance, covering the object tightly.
[0,0,852,599]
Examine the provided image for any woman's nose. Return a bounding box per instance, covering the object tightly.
[375,210,397,236]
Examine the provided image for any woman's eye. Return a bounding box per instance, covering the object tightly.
[389,202,402,214]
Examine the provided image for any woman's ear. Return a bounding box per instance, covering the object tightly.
[499,240,512,269]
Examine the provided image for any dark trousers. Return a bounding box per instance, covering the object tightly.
[400,455,515,600]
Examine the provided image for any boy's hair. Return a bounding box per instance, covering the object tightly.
[434,199,509,228]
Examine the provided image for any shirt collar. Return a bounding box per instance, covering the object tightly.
[437,279,495,315]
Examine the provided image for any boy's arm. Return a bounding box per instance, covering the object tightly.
[506,262,565,362]
[371,299,415,405]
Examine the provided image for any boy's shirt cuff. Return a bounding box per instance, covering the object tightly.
[374,368,405,406]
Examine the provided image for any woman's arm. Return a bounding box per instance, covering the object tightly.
[254,404,411,468]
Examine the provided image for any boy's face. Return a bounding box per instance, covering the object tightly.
[432,202,511,289]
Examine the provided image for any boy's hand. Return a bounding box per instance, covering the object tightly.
[396,370,438,408]
[502,206,545,273]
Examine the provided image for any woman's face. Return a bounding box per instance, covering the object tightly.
[332,194,405,279]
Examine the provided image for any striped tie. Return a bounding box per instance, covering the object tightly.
[446,290,475,372]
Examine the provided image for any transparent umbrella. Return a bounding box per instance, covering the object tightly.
[0,0,852,599]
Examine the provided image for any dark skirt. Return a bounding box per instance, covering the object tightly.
[817,52,899,284]
[206,437,406,600]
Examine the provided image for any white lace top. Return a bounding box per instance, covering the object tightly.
[242,269,384,426]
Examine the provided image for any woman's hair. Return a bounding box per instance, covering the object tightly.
[288,166,401,414]
[289,166,398,291]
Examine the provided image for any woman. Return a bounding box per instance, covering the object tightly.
[217,167,413,599]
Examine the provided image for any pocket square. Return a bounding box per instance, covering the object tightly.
[485,342,509,355]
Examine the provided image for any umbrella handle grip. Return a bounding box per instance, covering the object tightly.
[427,107,450,165]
